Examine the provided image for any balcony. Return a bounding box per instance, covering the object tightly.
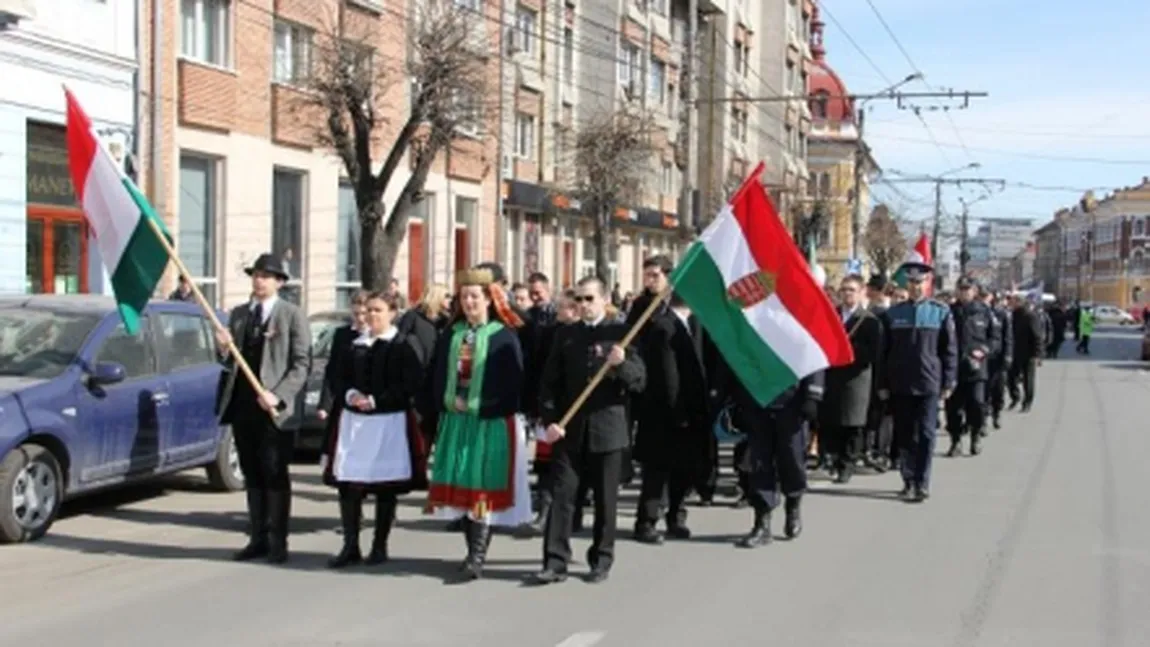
[177,59,237,132]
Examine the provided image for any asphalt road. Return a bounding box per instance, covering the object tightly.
[2,328,1148,647]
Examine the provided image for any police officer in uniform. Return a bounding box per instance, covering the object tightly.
[945,277,994,457]
[878,260,957,503]
[715,359,823,547]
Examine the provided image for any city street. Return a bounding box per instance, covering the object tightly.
[1,329,1148,647]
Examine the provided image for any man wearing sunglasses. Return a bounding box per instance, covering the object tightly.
[877,260,957,503]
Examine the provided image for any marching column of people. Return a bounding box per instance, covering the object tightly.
[210,249,1055,580]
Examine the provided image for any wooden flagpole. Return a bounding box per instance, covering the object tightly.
[143,217,268,396]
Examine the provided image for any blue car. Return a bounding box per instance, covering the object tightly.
[0,295,244,543]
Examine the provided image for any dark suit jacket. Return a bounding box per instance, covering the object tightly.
[540,319,646,454]
[216,298,311,428]
[822,308,882,428]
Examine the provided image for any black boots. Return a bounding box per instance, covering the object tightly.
[329,493,396,569]
[329,493,363,569]
[459,517,491,580]
[266,490,291,564]
[784,496,803,539]
[365,496,396,565]
[233,489,269,561]
[736,510,771,548]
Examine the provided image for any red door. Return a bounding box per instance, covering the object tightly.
[407,221,425,304]
[562,241,573,288]
[27,205,89,294]
[454,227,470,273]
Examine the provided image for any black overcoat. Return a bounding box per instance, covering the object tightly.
[821,308,883,428]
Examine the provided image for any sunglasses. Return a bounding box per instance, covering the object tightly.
[573,295,595,303]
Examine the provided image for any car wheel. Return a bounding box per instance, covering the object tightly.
[205,426,244,492]
[0,444,64,543]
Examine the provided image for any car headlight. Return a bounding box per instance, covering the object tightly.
[304,391,320,406]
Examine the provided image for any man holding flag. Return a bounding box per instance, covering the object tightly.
[671,163,853,546]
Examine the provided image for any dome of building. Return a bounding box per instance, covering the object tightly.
[807,4,855,125]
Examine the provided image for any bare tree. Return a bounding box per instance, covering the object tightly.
[864,204,907,276]
[303,0,491,290]
[560,106,658,281]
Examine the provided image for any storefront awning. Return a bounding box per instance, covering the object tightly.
[502,180,681,232]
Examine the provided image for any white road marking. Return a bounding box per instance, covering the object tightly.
[555,631,606,647]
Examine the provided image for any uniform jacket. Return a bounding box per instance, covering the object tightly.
[1011,306,1044,361]
[634,310,713,472]
[216,298,311,427]
[880,298,958,396]
[822,307,883,428]
[991,306,1014,367]
[539,319,646,454]
[951,300,994,383]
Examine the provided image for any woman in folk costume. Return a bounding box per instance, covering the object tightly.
[325,291,427,569]
[422,267,531,580]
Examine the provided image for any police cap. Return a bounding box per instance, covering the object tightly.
[956,276,978,290]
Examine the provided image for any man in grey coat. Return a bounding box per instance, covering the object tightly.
[215,253,310,564]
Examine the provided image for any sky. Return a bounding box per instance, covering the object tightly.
[816,0,1150,237]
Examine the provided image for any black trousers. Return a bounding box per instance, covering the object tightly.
[543,447,623,572]
[945,381,986,440]
[234,410,293,492]
[1077,335,1091,353]
[732,439,750,498]
[892,395,939,490]
[825,423,864,471]
[636,464,691,529]
[741,409,807,512]
[1008,359,1037,408]
[696,435,719,502]
[986,362,1007,420]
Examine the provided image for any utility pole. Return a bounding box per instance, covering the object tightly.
[959,200,970,275]
[851,108,864,260]
[883,174,1006,289]
[678,0,698,235]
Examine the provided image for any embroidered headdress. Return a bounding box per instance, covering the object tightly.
[454,268,524,328]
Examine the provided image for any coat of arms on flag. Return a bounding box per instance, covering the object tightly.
[727,271,777,309]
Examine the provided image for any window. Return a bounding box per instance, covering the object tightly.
[156,313,216,371]
[272,169,305,305]
[96,319,156,380]
[818,171,831,197]
[618,41,641,88]
[651,0,667,15]
[455,195,478,227]
[671,18,686,44]
[786,60,798,94]
[734,38,750,78]
[649,58,666,104]
[273,20,312,84]
[180,0,231,67]
[515,6,536,55]
[810,90,829,119]
[335,182,361,308]
[178,155,217,306]
[731,105,748,143]
[562,28,574,85]
[661,161,674,194]
[515,113,535,159]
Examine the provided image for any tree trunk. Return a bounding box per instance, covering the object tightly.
[593,207,611,284]
[358,199,396,291]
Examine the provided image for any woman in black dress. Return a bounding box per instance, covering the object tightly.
[326,291,426,568]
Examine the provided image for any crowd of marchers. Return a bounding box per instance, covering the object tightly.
[204,251,1062,586]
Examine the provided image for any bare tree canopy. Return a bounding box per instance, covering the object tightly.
[559,106,658,282]
[864,204,907,276]
[302,0,491,290]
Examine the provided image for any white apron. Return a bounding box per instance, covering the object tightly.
[333,410,411,483]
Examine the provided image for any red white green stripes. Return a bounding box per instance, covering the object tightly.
[65,88,171,334]
[672,166,853,406]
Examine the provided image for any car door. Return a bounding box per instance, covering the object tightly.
[153,310,224,467]
[74,315,171,482]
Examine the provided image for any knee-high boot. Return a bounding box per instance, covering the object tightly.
[328,490,363,568]
[462,518,491,580]
[266,490,292,564]
[233,489,269,561]
[365,494,396,565]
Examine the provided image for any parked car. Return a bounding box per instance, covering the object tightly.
[0,295,242,544]
[284,310,350,452]
[1091,304,1136,326]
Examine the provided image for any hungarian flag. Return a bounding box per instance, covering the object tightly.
[892,232,933,295]
[65,88,171,334]
[671,162,854,406]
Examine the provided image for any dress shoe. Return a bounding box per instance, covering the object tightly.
[328,543,362,569]
[266,543,289,564]
[585,567,610,584]
[232,540,269,562]
[992,417,1001,430]
[665,524,691,540]
[898,483,915,501]
[633,525,664,544]
[913,486,930,503]
[736,513,771,548]
[527,568,568,586]
[970,439,982,456]
[946,441,961,457]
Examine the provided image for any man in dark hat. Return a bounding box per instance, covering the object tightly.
[215,253,311,563]
[877,261,957,503]
[944,277,993,457]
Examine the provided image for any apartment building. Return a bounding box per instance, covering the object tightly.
[496,0,691,293]
[758,0,811,215]
[0,0,136,297]
[1032,213,1064,295]
[1059,178,1150,307]
[144,0,502,313]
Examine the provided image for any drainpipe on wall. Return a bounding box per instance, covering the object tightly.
[150,0,165,239]
[493,0,507,268]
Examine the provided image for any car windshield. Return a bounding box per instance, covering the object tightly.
[0,308,101,379]
[310,318,346,358]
